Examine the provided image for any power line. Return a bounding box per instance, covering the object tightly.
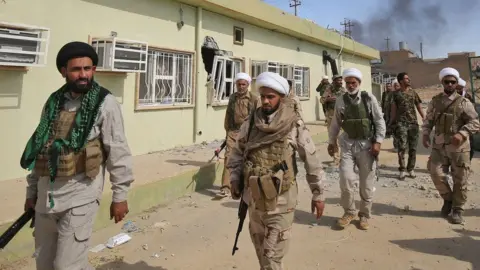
[289,0,301,16]
[340,18,354,38]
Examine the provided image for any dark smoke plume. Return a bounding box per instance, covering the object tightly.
[349,0,478,54]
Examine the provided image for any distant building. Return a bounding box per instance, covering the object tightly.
[371,41,475,87]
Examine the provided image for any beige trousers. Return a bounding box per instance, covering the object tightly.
[34,200,99,270]
[221,133,238,190]
[339,147,376,218]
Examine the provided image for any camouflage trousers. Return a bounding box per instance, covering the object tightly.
[248,184,298,270]
[428,147,471,210]
[249,208,294,270]
[325,109,340,165]
[395,123,419,172]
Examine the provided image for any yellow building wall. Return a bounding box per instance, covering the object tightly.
[0,0,375,181]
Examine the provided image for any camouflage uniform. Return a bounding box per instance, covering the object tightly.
[461,90,476,161]
[391,89,422,173]
[227,98,324,269]
[423,92,480,221]
[221,91,258,196]
[321,84,346,164]
[316,83,330,116]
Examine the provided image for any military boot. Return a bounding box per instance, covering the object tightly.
[337,213,355,228]
[450,209,464,224]
[399,171,406,181]
[441,200,452,218]
[359,216,369,230]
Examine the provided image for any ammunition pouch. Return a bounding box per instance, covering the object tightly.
[34,138,105,179]
[244,160,290,211]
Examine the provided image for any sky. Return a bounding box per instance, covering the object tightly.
[262,0,480,59]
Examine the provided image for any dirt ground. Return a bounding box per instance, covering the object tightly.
[6,137,480,270]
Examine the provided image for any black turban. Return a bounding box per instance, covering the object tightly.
[56,41,99,72]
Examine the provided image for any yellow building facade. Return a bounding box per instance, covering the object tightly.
[0,0,379,182]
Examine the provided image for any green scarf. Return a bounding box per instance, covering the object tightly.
[20,81,110,182]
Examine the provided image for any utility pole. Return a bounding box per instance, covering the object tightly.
[420,42,424,59]
[289,0,301,16]
[340,18,354,38]
[385,37,390,51]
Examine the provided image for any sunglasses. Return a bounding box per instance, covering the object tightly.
[443,80,457,85]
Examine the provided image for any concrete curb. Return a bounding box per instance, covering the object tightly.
[0,130,329,265]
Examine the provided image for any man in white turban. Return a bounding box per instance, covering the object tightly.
[227,71,325,269]
[217,72,257,198]
[422,67,480,224]
[328,67,386,230]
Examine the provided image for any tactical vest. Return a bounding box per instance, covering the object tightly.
[341,92,373,140]
[433,93,464,144]
[34,110,105,179]
[226,92,258,131]
[242,125,296,212]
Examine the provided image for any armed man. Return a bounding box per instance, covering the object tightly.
[321,74,346,165]
[21,41,134,269]
[423,68,480,224]
[227,71,325,269]
[328,68,386,230]
[287,79,304,119]
[316,75,330,120]
[457,78,476,162]
[218,73,258,198]
[389,72,425,180]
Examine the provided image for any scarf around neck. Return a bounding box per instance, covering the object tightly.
[20,81,110,181]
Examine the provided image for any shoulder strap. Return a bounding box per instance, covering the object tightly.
[360,91,372,118]
[433,95,463,125]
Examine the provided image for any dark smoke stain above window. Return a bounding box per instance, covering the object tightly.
[233,26,244,46]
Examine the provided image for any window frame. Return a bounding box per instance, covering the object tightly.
[134,46,195,111]
[210,55,244,106]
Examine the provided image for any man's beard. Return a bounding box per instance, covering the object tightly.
[67,77,94,93]
[444,88,455,95]
[261,104,279,115]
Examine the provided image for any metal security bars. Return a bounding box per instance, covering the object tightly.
[251,60,310,98]
[138,49,193,107]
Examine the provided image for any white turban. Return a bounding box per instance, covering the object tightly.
[255,72,289,95]
[322,75,329,80]
[392,79,398,84]
[342,68,363,81]
[459,78,466,87]
[439,67,460,82]
[235,72,251,84]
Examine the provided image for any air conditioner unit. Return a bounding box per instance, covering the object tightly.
[0,22,50,67]
[91,37,148,73]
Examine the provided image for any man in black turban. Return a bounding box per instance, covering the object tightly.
[21,41,134,269]
[56,41,99,94]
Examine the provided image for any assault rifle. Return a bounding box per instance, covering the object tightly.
[209,140,227,162]
[0,208,35,249]
[232,178,247,256]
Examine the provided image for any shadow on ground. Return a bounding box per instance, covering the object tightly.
[390,229,480,269]
[95,259,168,270]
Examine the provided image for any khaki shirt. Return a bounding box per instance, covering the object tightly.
[26,93,134,214]
[227,110,325,202]
[320,85,346,105]
[422,92,480,152]
[329,90,386,151]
